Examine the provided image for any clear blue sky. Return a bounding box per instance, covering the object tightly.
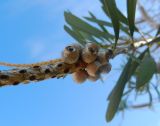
[0,0,160,126]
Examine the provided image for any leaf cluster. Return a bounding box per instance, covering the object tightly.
[64,0,160,122]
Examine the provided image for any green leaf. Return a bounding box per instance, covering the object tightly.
[104,0,120,47]
[88,12,110,33]
[85,17,130,35]
[64,25,86,45]
[118,100,127,111]
[85,17,113,27]
[106,49,148,122]
[78,31,99,44]
[64,12,108,40]
[71,26,105,45]
[106,57,132,122]
[85,13,115,41]
[101,0,128,25]
[136,53,157,89]
[119,24,130,36]
[101,0,139,33]
[127,0,137,38]
[108,49,148,100]
[127,54,141,64]
[155,26,160,36]
[116,9,128,25]
[152,84,160,100]
[127,49,149,77]
[116,6,139,32]
[100,0,110,17]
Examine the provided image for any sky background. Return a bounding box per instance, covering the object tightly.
[0,0,160,126]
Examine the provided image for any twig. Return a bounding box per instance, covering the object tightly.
[0,59,62,68]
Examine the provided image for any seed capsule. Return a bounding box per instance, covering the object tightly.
[98,62,112,74]
[85,61,101,77]
[62,44,82,64]
[105,49,113,60]
[97,50,112,65]
[87,74,100,82]
[82,43,99,63]
[53,62,66,73]
[97,52,107,65]
[72,70,88,84]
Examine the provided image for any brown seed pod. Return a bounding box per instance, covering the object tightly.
[87,74,100,82]
[98,62,112,74]
[72,70,88,84]
[53,62,67,73]
[105,49,113,60]
[81,43,99,63]
[62,44,82,64]
[97,50,113,65]
[85,61,101,77]
[97,51,107,65]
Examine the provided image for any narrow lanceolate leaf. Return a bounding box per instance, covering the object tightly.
[64,25,85,45]
[85,13,115,41]
[136,54,157,89]
[85,17,130,35]
[85,17,112,27]
[101,0,139,33]
[116,8,128,25]
[87,12,115,41]
[78,31,99,44]
[104,0,120,47]
[129,49,149,76]
[101,0,128,26]
[106,49,148,122]
[106,58,132,122]
[155,25,160,36]
[127,0,137,38]
[100,0,110,17]
[88,12,109,33]
[108,49,148,100]
[115,6,139,32]
[64,12,108,40]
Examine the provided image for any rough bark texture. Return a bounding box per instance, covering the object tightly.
[0,59,88,87]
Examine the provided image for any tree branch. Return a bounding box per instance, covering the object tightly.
[0,36,159,87]
[0,59,88,87]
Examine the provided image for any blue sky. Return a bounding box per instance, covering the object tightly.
[0,0,160,126]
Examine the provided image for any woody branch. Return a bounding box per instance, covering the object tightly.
[0,38,160,87]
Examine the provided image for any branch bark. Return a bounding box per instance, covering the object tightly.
[0,59,90,87]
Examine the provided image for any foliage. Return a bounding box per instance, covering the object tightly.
[64,0,160,122]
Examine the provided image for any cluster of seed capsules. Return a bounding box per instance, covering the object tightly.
[62,42,112,84]
[0,42,112,86]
